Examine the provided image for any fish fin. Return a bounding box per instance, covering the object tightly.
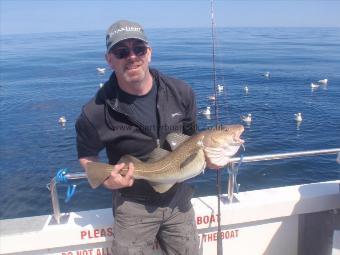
[180,149,204,168]
[180,149,206,178]
[86,162,114,189]
[149,182,175,193]
[147,148,170,163]
[166,133,191,151]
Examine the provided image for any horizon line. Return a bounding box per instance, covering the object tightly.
[2,25,340,36]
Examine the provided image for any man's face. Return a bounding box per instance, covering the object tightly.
[106,39,152,86]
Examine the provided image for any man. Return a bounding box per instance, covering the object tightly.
[76,20,199,254]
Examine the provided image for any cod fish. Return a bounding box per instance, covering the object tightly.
[86,124,245,193]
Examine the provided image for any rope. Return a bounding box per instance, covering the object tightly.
[54,168,77,203]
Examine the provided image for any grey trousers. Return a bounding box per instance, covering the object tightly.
[111,184,199,255]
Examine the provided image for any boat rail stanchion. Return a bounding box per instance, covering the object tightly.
[49,178,62,224]
[227,162,238,204]
[227,164,234,204]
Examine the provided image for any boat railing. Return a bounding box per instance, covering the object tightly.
[49,148,340,224]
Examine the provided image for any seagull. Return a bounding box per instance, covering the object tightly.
[244,86,249,94]
[99,83,104,88]
[96,67,106,74]
[202,106,211,116]
[217,84,224,92]
[241,113,252,123]
[318,79,328,84]
[294,113,302,122]
[264,71,270,78]
[208,95,216,101]
[58,116,67,126]
[310,82,320,89]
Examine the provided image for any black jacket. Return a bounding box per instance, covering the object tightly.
[75,68,197,203]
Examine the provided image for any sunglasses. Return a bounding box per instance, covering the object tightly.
[111,45,148,59]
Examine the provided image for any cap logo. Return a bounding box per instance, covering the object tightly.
[109,26,142,37]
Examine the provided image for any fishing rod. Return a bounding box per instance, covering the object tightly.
[210,0,223,254]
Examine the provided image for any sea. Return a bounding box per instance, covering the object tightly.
[1,27,339,220]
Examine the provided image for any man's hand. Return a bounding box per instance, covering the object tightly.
[103,162,135,190]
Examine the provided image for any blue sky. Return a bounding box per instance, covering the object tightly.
[1,0,339,35]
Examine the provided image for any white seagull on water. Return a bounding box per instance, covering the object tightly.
[264,72,270,78]
[58,116,67,126]
[207,95,216,101]
[202,106,211,116]
[310,82,320,89]
[241,113,252,123]
[294,113,302,122]
[217,84,224,92]
[96,67,106,75]
[244,85,249,94]
[318,79,328,84]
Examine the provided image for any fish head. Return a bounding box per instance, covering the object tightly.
[203,124,244,148]
[202,124,245,167]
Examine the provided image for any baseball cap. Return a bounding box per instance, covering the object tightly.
[106,20,148,53]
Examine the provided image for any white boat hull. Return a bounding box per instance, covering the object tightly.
[1,180,339,255]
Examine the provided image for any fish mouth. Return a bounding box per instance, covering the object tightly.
[202,124,245,150]
[222,124,245,146]
[228,125,244,146]
[233,132,245,145]
[231,139,244,146]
